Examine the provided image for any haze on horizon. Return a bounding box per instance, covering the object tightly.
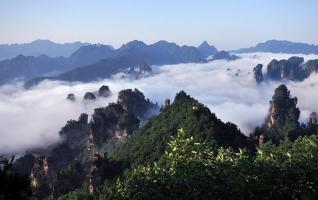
[1,0,318,50]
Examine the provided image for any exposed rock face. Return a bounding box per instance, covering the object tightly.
[98,85,111,97]
[211,51,239,61]
[267,57,304,81]
[255,57,318,83]
[88,153,121,194]
[303,59,318,77]
[309,112,318,125]
[30,156,55,199]
[66,93,76,101]
[138,63,152,74]
[264,84,300,142]
[125,63,152,79]
[24,88,157,198]
[117,88,159,119]
[90,103,140,147]
[253,64,263,84]
[83,92,96,101]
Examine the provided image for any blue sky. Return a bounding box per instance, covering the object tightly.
[0,0,317,50]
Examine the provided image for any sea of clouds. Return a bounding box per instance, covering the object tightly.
[1,52,318,154]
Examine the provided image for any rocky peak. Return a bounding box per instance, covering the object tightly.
[256,57,318,83]
[66,93,76,101]
[98,85,111,97]
[309,112,318,125]
[253,64,263,84]
[90,103,140,147]
[117,88,158,119]
[264,84,300,141]
[197,41,218,57]
[83,92,96,101]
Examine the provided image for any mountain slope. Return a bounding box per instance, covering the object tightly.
[114,91,248,167]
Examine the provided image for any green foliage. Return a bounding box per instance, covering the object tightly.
[103,129,318,200]
[57,189,92,200]
[113,91,246,167]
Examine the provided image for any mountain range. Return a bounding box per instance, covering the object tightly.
[0,39,89,60]
[1,39,318,86]
[233,40,318,54]
[0,40,221,86]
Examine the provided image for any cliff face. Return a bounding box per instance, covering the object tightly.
[30,156,55,199]
[254,57,318,83]
[90,103,140,147]
[253,64,263,84]
[263,85,300,142]
[24,88,158,199]
[117,88,159,119]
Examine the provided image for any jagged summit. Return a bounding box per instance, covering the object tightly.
[197,41,218,57]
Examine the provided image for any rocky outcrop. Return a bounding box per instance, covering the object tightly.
[309,112,318,125]
[126,63,152,79]
[24,88,158,198]
[254,57,318,83]
[66,93,76,101]
[210,51,239,61]
[253,64,263,84]
[83,92,96,101]
[30,156,55,199]
[90,103,140,147]
[263,85,300,142]
[267,57,304,81]
[98,85,111,97]
[117,88,159,119]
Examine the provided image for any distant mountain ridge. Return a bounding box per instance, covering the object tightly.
[24,40,212,86]
[233,40,318,54]
[0,39,90,60]
[0,44,115,85]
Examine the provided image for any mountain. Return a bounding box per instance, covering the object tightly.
[115,40,206,65]
[7,87,318,199]
[233,40,318,54]
[68,44,115,66]
[13,89,248,199]
[0,55,68,84]
[197,41,218,57]
[26,40,207,85]
[0,44,116,85]
[0,39,89,60]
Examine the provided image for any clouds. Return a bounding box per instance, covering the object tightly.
[0,52,318,154]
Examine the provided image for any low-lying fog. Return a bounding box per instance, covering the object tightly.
[1,53,318,154]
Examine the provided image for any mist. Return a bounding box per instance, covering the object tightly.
[1,53,317,154]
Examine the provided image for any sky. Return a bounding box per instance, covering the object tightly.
[0,0,318,50]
